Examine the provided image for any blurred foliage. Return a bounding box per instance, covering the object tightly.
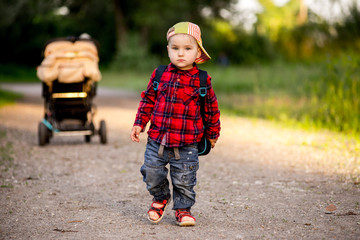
[0,0,233,67]
[0,0,116,66]
[309,52,360,134]
[101,59,359,135]
[267,0,360,61]
[110,33,161,71]
[0,88,21,107]
[333,2,360,49]
[207,20,276,65]
[110,0,234,69]
[210,52,360,136]
[0,64,37,82]
[1,0,360,69]
[257,0,302,40]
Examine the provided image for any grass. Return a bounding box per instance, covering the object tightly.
[202,62,320,97]
[101,61,358,137]
[101,62,325,132]
[101,62,321,98]
[0,60,357,138]
[0,64,33,107]
[0,64,38,83]
[0,89,22,107]
[101,70,150,91]
[202,62,322,124]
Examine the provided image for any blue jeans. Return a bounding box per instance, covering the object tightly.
[140,138,199,210]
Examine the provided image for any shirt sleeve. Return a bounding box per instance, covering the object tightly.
[204,75,221,139]
[133,69,157,130]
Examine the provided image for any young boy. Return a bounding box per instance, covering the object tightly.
[130,22,220,226]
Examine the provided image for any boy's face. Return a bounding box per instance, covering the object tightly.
[167,34,201,70]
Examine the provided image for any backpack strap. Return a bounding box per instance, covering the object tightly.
[153,65,167,91]
[198,69,208,97]
[198,69,208,127]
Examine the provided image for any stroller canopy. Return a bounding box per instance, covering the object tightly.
[37,37,102,86]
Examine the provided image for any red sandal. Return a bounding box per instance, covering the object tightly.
[175,209,196,226]
[147,198,171,223]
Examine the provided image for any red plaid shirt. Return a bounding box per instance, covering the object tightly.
[134,63,220,147]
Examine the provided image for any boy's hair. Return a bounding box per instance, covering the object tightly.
[166,22,211,64]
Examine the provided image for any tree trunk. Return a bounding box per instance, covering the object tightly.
[297,0,308,25]
[113,0,127,46]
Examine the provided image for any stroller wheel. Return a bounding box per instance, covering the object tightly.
[85,135,91,143]
[99,120,107,144]
[38,122,49,146]
[85,122,94,143]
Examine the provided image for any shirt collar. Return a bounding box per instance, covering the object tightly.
[168,63,199,77]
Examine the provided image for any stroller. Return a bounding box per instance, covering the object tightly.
[36,35,107,146]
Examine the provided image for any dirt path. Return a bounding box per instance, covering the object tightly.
[0,83,359,240]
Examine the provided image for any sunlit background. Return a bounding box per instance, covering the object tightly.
[1,0,359,66]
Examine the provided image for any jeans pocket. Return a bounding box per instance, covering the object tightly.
[171,161,199,185]
[181,162,199,185]
[144,138,162,167]
[182,144,198,155]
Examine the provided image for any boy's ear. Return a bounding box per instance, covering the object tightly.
[197,47,201,59]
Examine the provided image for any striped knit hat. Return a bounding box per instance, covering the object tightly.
[167,22,211,64]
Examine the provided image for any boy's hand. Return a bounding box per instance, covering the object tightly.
[209,138,217,148]
[130,126,142,142]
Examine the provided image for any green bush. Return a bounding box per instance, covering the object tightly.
[0,89,21,107]
[86,57,360,136]
[110,33,161,72]
[0,64,38,83]
[207,62,321,124]
[310,53,360,133]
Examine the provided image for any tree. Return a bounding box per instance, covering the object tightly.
[256,0,303,40]
[1,0,233,66]
[0,0,116,65]
[110,0,234,69]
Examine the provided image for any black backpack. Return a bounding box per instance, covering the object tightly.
[153,65,211,156]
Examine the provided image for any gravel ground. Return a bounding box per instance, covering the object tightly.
[0,83,359,240]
